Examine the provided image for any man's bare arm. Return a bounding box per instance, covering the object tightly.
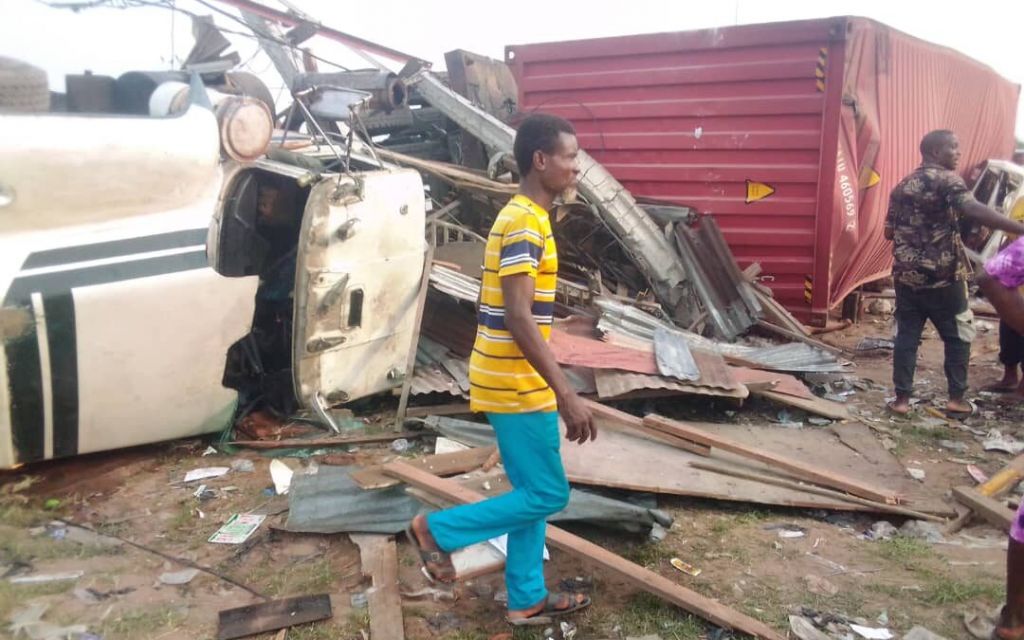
[501,273,595,443]
[962,201,1024,236]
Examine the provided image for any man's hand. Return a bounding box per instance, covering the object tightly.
[558,390,596,444]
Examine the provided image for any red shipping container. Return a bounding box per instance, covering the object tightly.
[506,17,1019,325]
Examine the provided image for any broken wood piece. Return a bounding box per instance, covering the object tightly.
[951,486,1015,531]
[945,453,1024,534]
[405,402,472,418]
[582,399,711,457]
[755,319,844,356]
[351,446,497,489]
[231,431,423,449]
[350,535,405,640]
[689,461,943,523]
[217,594,332,640]
[395,244,435,430]
[642,414,899,504]
[381,461,784,640]
[753,389,850,420]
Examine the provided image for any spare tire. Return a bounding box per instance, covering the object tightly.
[0,56,49,112]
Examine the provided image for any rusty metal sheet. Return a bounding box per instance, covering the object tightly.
[593,368,747,401]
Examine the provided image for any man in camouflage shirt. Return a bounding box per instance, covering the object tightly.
[885,130,1024,416]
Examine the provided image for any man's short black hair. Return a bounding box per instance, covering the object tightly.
[920,129,956,157]
[513,113,576,176]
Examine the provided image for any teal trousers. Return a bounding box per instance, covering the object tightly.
[426,411,569,610]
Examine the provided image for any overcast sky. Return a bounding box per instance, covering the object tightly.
[2,0,1022,140]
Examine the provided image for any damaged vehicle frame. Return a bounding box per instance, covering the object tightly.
[0,79,428,469]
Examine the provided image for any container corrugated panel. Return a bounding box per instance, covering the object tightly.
[507,17,1019,324]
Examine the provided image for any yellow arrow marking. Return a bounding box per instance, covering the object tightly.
[745,180,776,204]
[866,169,881,188]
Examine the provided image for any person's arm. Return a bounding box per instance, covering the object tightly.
[501,274,595,443]
[962,200,1024,236]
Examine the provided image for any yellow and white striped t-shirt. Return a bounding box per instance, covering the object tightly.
[468,194,558,414]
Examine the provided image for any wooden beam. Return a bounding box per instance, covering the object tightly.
[952,486,1015,531]
[689,461,943,523]
[642,414,899,504]
[351,446,496,489]
[395,245,435,430]
[230,431,423,449]
[945,453,1024,534]
[583,399,711,457]
[382,461,784,640]
[217,594,331,640]
[406,402,472,418]
[752,389,849,420]
[755,320,845,356]
[350,535,405,640]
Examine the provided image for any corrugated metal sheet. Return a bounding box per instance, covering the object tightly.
[429,263,480,302]
[507,17,1019,324]
[593,368,748,401]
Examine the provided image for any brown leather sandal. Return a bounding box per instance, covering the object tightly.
[505,592,591,626]
[405,515,456,583]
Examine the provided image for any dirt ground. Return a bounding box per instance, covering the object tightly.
[1,312,1021,640]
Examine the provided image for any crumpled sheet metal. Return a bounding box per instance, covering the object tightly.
[653,327,699,381]
[596,298,846,373]
[284,453,672,535]
[593,368,748,401]
[412,336,466,397]
[429,263,480,303]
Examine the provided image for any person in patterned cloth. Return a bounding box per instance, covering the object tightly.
[404,114,596,627]
[885,129,1024,417]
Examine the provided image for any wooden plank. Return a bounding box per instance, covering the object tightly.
[395,245,435,430]
[952,486,1015,531]
[405,402,472,418]
[755,319,844,356]
[231,431,423,449]
[583,399,710,456]
[689,461,943,523]
[351,446,496,489]
[382,461,784,640]
[753,389,850,420]
[350,535,405,640]
[642,414,899,504]
[217,594,332,640]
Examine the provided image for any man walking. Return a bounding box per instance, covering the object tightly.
[406,114,596,626]
[885,129,1024,416]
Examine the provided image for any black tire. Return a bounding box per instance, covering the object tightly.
[0,56,49,112]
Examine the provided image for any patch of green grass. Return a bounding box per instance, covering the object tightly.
[0,532,119,564]
[872,536,933,569]
[0,503,47,528]
[244,556,337,598]
[443,632,490,640]
[287,622,344,640]
[736,581,788,630]
[610,592,705,640]
[99,605,186,638]
[622,542,676,568]
[0,580,75,620]
[734,509,773,525]
[709,518,733,536]
[921,579,1004,606]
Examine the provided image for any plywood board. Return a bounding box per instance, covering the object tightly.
[560,418,952,516]
[350,535,404,640]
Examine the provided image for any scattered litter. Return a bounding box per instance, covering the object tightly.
[183,467,229,483]
[903,626,949,640]
[906,467,926,481]
[807,417,833,426]
[390,438,411,453]
[494,589,508,603]
[73,586,133,603]
[649,522,669,542]
[487,535,549,560]
[670,557,701,576]
[881,437,897,451]
[899,520,945,543]
[789,615,831,640]
[868,521,898,540]
[208,514,266,545]
[193,484,216,501]
[6,602,88,639]
[159,568,200,585]
[963,608,999,639]
[850,623,894,640]
[983,429,1024,455]
[401,586,457,602]
[231,459,255,473]
[557,576,594,594]
[967,465,989,484]
[269,459,293,495]
[434,437,470,455]
[43,498,61,511]
[763,523,808,538]
[802,574,839,596]
[939,440,969,454]
[559,620,578,639]
[9,571,84,584]
[350,592,368,609]
[855,337,894,351]
[876,611,888,626]
[202,446,218,456]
